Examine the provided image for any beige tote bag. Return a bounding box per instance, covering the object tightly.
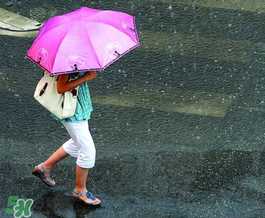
[34,71,79,119]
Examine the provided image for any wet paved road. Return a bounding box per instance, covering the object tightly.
[1,0,265,217]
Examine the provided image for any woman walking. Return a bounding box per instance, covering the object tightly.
[32,71,101,206]
[27,6,139,207]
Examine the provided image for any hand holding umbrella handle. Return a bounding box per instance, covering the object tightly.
[57,71,97,94]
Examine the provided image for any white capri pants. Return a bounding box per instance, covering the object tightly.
[61,120,96,169]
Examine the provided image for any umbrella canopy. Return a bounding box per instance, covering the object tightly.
[26,7,140,75]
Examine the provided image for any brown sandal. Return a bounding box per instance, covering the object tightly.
[32,163,56,187]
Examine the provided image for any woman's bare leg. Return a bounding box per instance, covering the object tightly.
[75,165,89,192]
[42,145,69,169]
[74,165,101,205]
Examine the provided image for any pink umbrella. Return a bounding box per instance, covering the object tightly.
[26,7,140,75]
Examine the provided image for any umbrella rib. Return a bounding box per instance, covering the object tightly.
[30,24,67,50]
[102,43,140,71]
[82,10,138,42]
[84,21,101,69]
[50,29,69,74]
[86,19,139,44]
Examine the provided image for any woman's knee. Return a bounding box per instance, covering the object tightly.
[76,153,96,168]
[77,146,96,168]
[62,139,79,158]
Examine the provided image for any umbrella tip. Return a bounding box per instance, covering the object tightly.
[114,50,121,56]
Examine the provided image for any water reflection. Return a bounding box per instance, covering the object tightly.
[32,190,100,218]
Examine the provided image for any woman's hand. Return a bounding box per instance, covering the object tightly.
[83,71,97,81]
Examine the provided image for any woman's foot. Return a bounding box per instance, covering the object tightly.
[72,189,101,206]
[32,162,56,187]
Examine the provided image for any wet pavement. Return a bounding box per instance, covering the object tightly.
[1,0,265,217]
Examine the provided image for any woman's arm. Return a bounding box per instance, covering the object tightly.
[57,71,96,94]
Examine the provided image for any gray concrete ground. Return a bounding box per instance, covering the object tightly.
[1,0,265,218]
